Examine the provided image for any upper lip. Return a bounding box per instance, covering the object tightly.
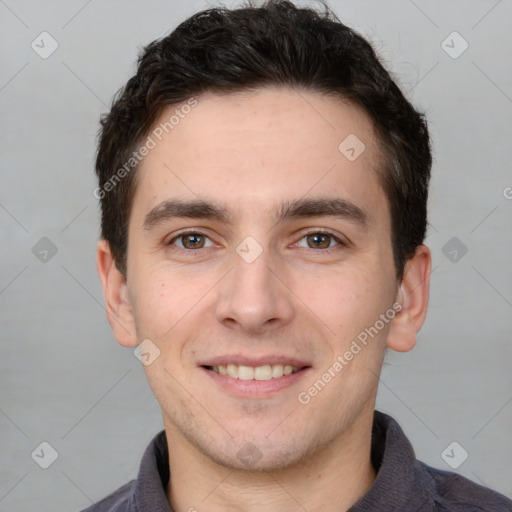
[199,355,311,368]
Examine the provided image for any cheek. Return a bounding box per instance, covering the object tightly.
[129,273,185,339]
[299,263,395,348]
[130,265,221,342]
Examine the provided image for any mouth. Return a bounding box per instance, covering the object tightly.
[198,353,313,399]
[202,363,304,380]
[200,359,311,397]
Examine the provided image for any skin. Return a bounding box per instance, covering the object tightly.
[97,87,431,512]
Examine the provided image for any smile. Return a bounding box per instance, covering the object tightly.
[204,364,301,380]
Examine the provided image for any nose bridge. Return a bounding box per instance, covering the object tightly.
[215,239,294,332]
[234,242,274,294]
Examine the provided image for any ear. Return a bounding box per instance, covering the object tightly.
[96,239,138,347]
[386,244,431,352]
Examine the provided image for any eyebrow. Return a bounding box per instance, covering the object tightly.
[142,197,369,230]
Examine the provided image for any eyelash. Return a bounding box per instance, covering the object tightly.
[166,229,345,252]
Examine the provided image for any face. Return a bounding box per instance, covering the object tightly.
[121,87,402,471]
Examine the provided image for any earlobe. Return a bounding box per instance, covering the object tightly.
[386,245,431,353]
[96,239,138,347]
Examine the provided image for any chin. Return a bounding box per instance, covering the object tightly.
[210,448,307,473]
[202,430,326,473]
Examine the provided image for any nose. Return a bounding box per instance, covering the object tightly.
[215,245,295,335]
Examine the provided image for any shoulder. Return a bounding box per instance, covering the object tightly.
[76,479,135,512]
[75,429,169,512]
[419,461,512,511]
[368,411,512,511]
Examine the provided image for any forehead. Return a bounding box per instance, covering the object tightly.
[131,87,387,225]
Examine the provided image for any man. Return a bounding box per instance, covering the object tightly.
[84,0,512,510]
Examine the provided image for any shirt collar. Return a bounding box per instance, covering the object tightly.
[128,410,435,511]
[129,428,172,511]
[349,410,436,511]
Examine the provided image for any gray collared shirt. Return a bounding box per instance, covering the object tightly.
[78,411,512,511]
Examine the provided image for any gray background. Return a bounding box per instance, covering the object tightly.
[1,0,511,510]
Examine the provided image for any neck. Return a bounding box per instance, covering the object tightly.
[165,408,377,512]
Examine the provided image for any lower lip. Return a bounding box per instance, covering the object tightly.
[201,367,311,397]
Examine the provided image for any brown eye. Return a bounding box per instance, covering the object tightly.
[305,233,336,249]
[182,233,205,249]
[307,233,329,249]
[169,232,213,250]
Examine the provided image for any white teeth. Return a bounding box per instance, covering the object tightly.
[238,365,254,380]
[272,364,284,378]
[209,363,301,380]
[254,365,272,381]
[227,364,238,379]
